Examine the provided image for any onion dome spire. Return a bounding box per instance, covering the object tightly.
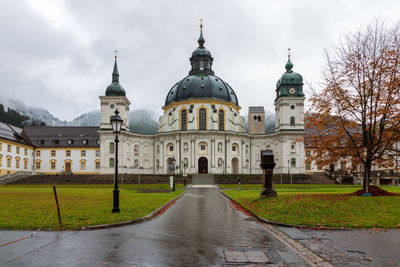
[105,51,126,96]
[275,49,304,100]
[285,48,293,72]
[112,51,120,82]
[198,19,205,47]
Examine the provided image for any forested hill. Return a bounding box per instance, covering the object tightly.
[0,103,45,127]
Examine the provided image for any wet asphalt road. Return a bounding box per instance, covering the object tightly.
[0,188,307,266]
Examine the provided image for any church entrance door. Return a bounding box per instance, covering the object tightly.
[232,158,239,174]
[198,157,208,174]
[65,162,71,173]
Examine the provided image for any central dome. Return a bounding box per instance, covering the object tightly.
[165,74,238,106]
[164,24,239,107]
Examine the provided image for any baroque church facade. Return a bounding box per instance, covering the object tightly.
[99,25,306,175]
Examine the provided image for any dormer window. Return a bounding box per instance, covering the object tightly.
[52,140,59,145]
[82,139,88,145]
[67,139,74,145]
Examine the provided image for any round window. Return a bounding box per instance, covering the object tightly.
[290,105,295,110]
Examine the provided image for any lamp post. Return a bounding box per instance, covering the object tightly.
[110,109,123,213]
[287,159,290,175]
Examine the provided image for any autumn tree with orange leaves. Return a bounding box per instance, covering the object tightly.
[306,19,400,193]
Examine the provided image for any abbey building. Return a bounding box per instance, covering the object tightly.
[99,25,306,175]
[0,25,307,177]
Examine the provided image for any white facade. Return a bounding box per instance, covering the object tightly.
[99,95,305,175]
[100,96,131,131]
[0,139,34,176]
[34,147,100,174]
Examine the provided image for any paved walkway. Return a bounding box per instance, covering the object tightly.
[277,226,400,266]
[0,188,309,266]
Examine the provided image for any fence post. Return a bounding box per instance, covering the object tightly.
[53,185,62,226]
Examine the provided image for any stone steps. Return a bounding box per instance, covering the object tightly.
[191,174,215,185]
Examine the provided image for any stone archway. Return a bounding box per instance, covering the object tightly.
[198,157,208,174]
[232,157,239,174]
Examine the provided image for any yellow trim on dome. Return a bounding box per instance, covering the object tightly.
[163,99,240,112]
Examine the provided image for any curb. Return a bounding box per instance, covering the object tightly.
[82,191,185,230]
[220,191,355,231]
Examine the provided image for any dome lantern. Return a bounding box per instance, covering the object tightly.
[189,20,214,76]
[164,22,239,108]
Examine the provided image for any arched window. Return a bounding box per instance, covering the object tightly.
[109,158,114,168]
[109,142,114,153]
[232,143,239,155]
[218,110,224,131]
[290,116,295,125]
[291,158,296,167]
[199,108,206,130]
[181,110,187,130]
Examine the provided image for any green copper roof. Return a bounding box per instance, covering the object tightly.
[105,58,126,97]
[277,58,303,87]
[275,56,305,100]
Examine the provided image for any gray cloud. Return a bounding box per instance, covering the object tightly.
[0,0,399,120]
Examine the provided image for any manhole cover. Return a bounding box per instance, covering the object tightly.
[224,250,272,264]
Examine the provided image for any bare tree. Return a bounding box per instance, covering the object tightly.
[307,18,400,193]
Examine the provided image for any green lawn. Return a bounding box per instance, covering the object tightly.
[224,186,400,228]
[0,184,182,230]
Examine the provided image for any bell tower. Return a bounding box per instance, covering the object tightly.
[100,53,131,131]
[274,50,305,132]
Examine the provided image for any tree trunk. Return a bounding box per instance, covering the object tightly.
[364,160,372,193]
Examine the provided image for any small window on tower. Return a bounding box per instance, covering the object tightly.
[290,116,295,125]
[290,105,295,110]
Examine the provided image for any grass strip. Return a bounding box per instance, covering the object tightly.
[225,188,400,228]
[0,185,182,230]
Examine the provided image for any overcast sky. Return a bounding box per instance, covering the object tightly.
[0,0,399,121]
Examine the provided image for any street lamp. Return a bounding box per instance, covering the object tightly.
[171,157,176,191]
[110,109,123,213]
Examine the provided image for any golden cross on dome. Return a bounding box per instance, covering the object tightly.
[200,18,203,28]
[287,47,291,59]
[114,50,118,59]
